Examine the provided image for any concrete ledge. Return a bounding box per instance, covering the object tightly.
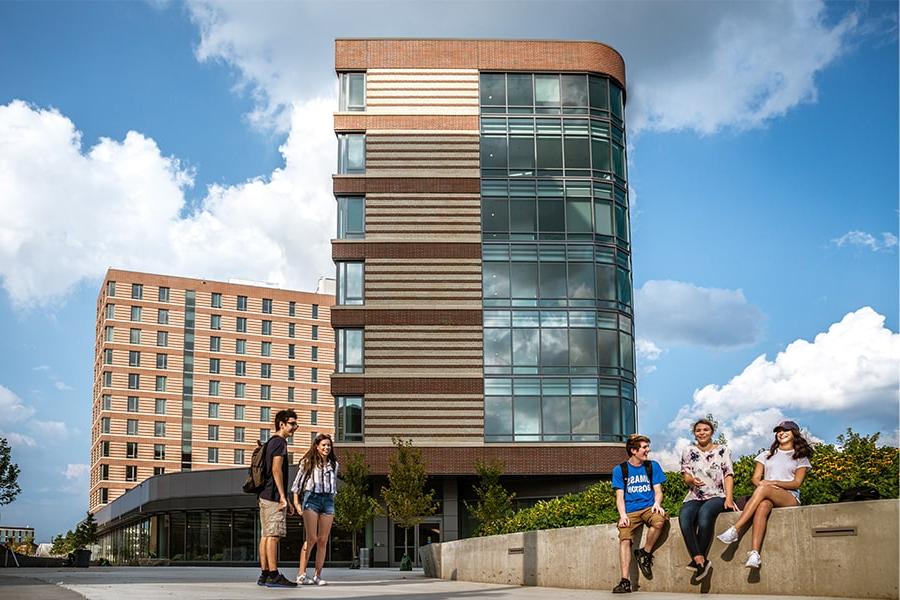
[420,499,899,599]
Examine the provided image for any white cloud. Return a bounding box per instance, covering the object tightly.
[656,307,899,466]
[63,464,89,480]
[0,431,36,448]
[635,280,764,349]
[0,98,335,307]
[52,381,73,392]
[635,338,664,375]
[187,0,860,135]
[32,365,50,372]
[41,421,72,439]
[0,384,35,425]
[832,230,899,252]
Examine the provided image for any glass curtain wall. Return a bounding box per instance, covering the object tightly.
[480,72,636,443]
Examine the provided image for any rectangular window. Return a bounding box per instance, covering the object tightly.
[234,426,245,442]
[100,488,108,503]
[236,317,247,333]
[237,295,247,311]
[234,449,245,465]
[288,323,295,338]
[287,365,295,381]
[211,292,222,308]
[337,196,365,239]
[337,133,365,173]
[262,298,273,314]
[337,262,364,305]
[154,421,166,437]
[127,419,139,435]
[310,410,318,425]
[157,309,169,325]
[130,328,141,344]
[106,303,115,319]
[129,350,140,367]
[208,447,218,464]
[104,348,113,365]
[235,338,246,354]
[261,341,272,357]
[127,396,139,412]
[287,387,294,401]
[261,363,271,378]
[107,281,116,296]
[260,407,271,422]
[102,394,112,410]
[154,444,165,460]
[131,283,143,300]
[156,353,167,369]
[311,367,318,383]
[209,358,220,374]
[131,306,142,322]
[288,301,296,317]
[158,287,169,302]
[235,404,245,420]
[103,371,112,386]
[235,382,245,398]
[260,385,271,400]
[259,429,271,442]
[105,326,114,342]
[128,373,140,390]
[235,360,246,376]
[155,398,166,414]
[310,389,317,404]
[208,425,219,441]
[336,329,364,373]
[339,72,365,111]
[288,344,295,359]
[262,320,272,335]
[311,324,318,340]
[208,380,220,396]
[210,315,221,330]
[157,331,168,347]
[101,417,110,433]
[155,376,166,392]
[312,305,319,319]
[126,442,138,458]
[153,467,165,476]
[125,465,137,482]
[100,464,109,480]
[101,440,110,457]
[208,402,219,418]
[209,336,220,352]
[337,396,363,442]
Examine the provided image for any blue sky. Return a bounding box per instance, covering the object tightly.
[0,1,897,542]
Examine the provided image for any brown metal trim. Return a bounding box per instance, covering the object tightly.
[333,177,479,195]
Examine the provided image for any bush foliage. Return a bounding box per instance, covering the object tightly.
[476,429,898,536]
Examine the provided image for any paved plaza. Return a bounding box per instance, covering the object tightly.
[0,567,865,600]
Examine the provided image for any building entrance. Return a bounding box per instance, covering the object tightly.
[392,520,441,566]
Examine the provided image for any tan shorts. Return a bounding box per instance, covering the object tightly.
[617,507,668,541]
[259,498,286,538]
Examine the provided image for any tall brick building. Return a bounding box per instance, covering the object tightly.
[89,269,334,512]
[330,39,636,564]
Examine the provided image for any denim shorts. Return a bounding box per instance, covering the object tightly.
[302,491,335,515]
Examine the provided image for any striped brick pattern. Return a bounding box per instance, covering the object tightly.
[366,134,479,178]
[366,69,479,116]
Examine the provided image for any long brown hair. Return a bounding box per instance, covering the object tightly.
[298,433,337,489]
[767,427,813,460]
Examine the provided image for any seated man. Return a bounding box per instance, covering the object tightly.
[611,434,667,594]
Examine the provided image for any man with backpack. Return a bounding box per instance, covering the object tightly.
[254,409,298,588]
[611,434,668,593]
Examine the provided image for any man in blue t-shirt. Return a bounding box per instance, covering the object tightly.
[610,434,668,593]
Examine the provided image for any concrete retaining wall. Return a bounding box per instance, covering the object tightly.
[420,499,898,599]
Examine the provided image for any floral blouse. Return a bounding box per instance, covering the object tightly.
[680,444,734,502]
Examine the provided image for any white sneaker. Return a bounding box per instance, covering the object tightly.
[296,573,310,585]
[313,575,327,586]
[717,526,739,544]
[745,550,761,569]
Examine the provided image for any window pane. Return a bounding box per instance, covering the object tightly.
[571,396,600,435]
[567,263,595,299]
[481,136,507,169]
[596,265,616,300]
[509,198,536,234]
[511,328,539,366]
[594,200,613,235]
[338,134,365,173]
[484,396,512,438]
[506,73,533,106]
[482,198,508,233]
[542,396,570,435]
[569,328,598,366]
[610,83,624,119]
[483,262,510,300]
[540,328,568,366]
[338,197,364,239]
[601,396,622,437]
[536,137,562,169]
[589,75,609,110]
[597,329,620,367]
[615,204,630,243]
[564,136,590,170]
[508,137,534,175]
[620,332,635,372]
[561,75,588,106]
[513,396,540,439]
[538,199,564,232]
[592,139,611,172]
[566,198,592,234]
[534,75,560,106]
[539,263,566,298]
[480,74,505,105]
[483,328,511,366]
[617,267,632,306]
[509,263,538,299]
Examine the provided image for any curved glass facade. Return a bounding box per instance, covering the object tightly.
[480,72,636,443]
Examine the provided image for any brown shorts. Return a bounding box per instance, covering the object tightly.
[259,498,287,538]
[617,507,668,541]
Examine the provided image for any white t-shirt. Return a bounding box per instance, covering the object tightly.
[755,449,812,502]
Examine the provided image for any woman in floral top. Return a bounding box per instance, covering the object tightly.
[678,418,736,581]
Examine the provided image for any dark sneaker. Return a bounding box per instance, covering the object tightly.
[256,571,269,586]
[265,572,298,588]
[612,578,632,593]
[634,548,654,579]
[694,560,712,581]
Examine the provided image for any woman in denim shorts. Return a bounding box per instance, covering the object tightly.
[291,433,339,585]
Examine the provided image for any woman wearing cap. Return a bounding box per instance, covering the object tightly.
[678,418,737,581]
[716,420,813,569]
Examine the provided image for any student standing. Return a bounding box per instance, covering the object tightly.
[256,410,299,588]
[678,418,736,581]
[292,433,339,586]
[611,434,668,594]
[717,420,813,569]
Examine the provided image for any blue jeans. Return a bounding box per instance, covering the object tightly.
[679,497,726,559]
[302,492,335,515]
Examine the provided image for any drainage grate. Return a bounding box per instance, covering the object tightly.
[812,526,857,537]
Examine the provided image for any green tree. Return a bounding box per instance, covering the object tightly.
[50,530,77,555]
[465,460,515,536]
[74,512,99,549]
[377,437,437,569]
[334,451,375,567]
[0,437,21,507]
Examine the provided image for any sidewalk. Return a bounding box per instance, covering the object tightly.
[0,567,864,600]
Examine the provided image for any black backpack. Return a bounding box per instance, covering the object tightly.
[242,439,270,494]
[619,460,654,486]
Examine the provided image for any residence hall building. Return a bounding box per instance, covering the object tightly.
[331,39,636,564]
[89,269,334,513]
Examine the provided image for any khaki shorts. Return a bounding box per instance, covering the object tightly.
[259,498,286,538]
[617,507,667,541]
